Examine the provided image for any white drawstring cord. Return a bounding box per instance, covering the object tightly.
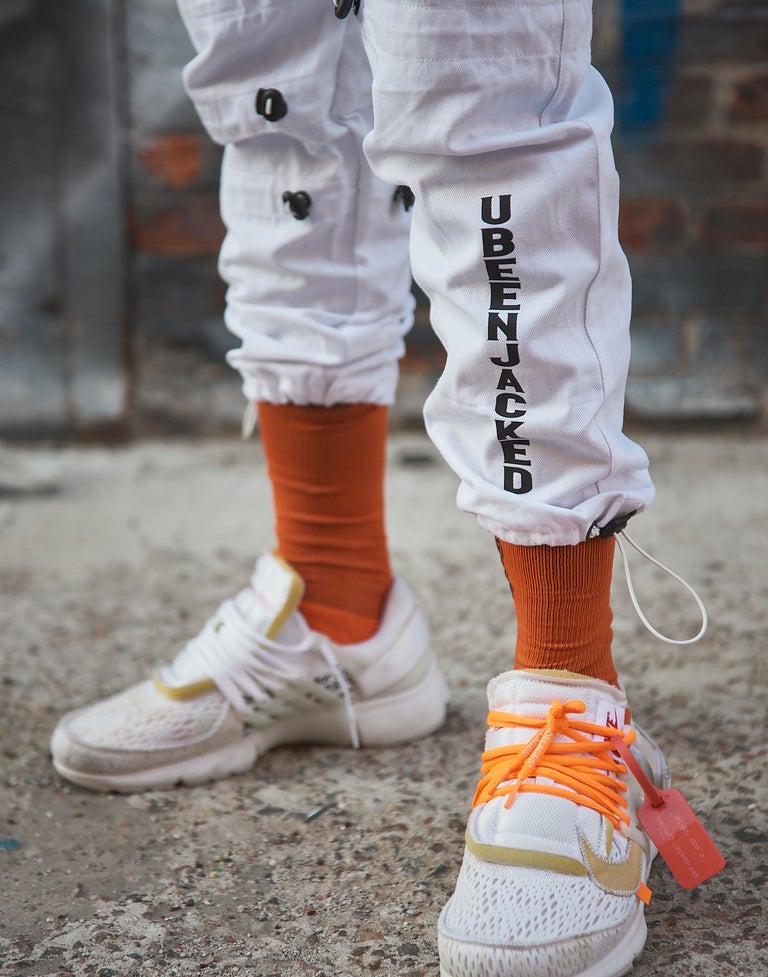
[616,531,708,645]
[241,401,258,440]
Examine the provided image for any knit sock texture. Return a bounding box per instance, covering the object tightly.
[258,402,392,644]
[496,536,618,687]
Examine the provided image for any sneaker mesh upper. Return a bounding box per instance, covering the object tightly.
[441,851,635,946]
[65,684,229,751]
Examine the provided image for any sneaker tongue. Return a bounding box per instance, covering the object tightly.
[472,670,628,851]
[159,554,305,689]
[487,669,626,746]
[233,552,305,639]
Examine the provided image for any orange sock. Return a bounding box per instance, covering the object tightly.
[496,537,618,687]
[258,402,392,644]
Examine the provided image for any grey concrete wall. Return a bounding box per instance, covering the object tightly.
[0,1,128,439]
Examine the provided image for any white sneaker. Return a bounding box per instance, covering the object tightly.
[51,552,448,792]
[438,669,669,977]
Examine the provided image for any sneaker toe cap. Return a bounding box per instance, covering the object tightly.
[51,681,237,777]
[438,851,644,977]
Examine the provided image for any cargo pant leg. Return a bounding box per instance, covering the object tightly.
[177,0,414,406]
[358,0,655,544]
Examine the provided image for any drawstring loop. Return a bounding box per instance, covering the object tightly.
[615,530,708,646]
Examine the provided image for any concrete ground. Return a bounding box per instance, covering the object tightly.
[1,430,766,977]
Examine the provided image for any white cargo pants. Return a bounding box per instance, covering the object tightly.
[177,0,655,546]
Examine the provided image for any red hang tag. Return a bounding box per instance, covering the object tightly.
[611,737,725,890]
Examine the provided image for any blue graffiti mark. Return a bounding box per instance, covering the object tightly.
[0,838,21,851]
[618,0,681,138]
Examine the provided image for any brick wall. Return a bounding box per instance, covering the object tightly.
[605,0,768,421]
[126,0,768,432]
[123,2,232,434]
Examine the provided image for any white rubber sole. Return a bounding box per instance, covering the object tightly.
[52,656,449,793]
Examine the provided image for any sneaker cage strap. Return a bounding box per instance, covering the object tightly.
[176,609,361,747]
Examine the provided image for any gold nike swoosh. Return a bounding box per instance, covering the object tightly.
[152,674,217,701]
[465,826,588,877]
[465,823,644,895]
[580,833,644,893]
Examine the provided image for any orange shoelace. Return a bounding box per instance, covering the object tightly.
[473,700,636,831]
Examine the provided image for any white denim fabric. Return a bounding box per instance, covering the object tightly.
[177,0,656,546]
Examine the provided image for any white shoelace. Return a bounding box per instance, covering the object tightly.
[167,597,362,748]
[615,531,708,645]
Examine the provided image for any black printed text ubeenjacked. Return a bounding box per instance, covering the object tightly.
[482,194,532,494]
